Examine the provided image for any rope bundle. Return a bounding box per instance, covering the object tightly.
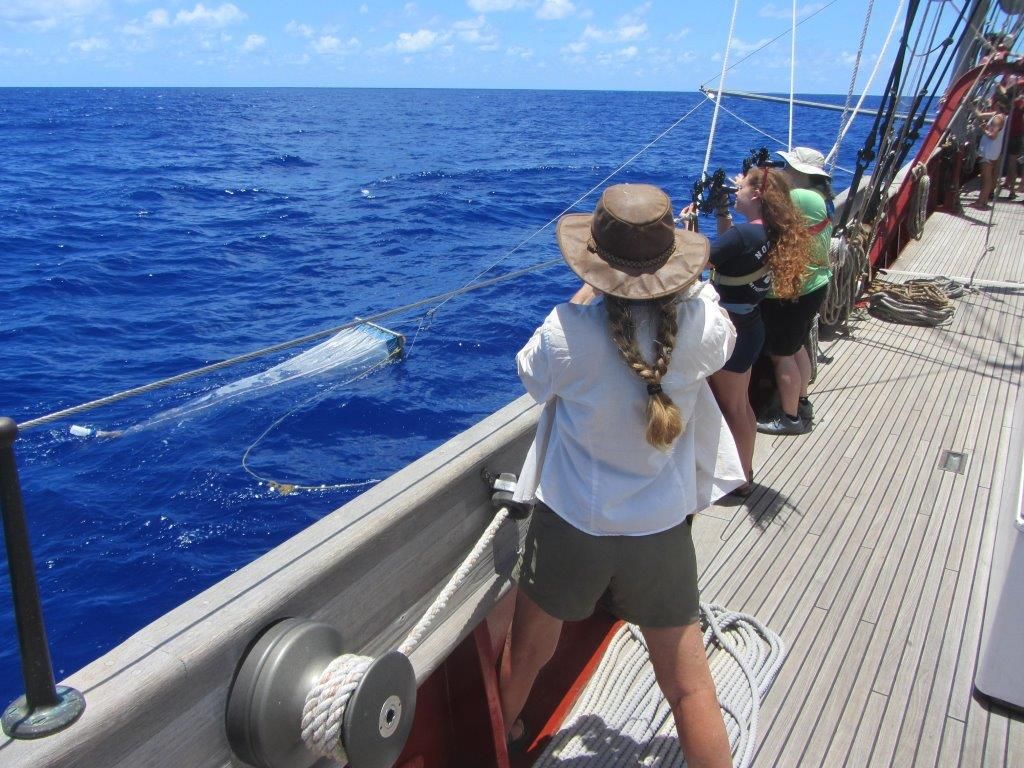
[533,603,786,768]
[865,276,967,326]
[908,163,931,240]
[820,233,869,328]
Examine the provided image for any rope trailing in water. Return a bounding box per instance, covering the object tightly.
[865,275,967,326]
[300,507,512,762]
[532,604,786,768]
[907,162,930,240]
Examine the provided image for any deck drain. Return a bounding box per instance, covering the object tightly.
[939,450,968,474]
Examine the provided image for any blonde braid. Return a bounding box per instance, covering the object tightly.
[606,295,684,450]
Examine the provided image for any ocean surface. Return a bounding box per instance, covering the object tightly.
[0,87,890,705]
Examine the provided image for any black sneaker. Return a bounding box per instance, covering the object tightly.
[757,414,809,435]
[798,398,814,423]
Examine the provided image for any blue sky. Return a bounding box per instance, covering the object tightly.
[0,1,913,91]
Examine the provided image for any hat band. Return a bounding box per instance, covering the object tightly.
[588,237,674,271]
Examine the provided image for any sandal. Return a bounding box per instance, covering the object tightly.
[507,719,531,753]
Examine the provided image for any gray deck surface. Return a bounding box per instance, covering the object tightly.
[693,189,1024,767]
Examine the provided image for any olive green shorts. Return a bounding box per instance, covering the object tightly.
[517,502,701,628]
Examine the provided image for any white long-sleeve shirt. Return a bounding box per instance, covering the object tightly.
[514,281,744,536]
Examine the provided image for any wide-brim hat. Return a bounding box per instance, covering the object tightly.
[775,147,832,179]
[556,183,709,300]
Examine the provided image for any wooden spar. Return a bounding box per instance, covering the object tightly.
[700,86,934,124]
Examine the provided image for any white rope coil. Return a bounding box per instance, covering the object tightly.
[820,234,868,328]
[299,507,511,761]
[301,654,375,764]
[908,163,931,240]
[533,603,786,768]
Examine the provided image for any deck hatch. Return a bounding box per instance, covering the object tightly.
[939,450,968,474]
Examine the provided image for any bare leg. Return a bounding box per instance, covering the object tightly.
[641,622,732,768]
[770,353,802,417]
[973,161,994,209]
[795,346,813,398]
[708,368,755,481]
[499,588,563,734]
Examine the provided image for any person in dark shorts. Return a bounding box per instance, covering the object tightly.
[499,183,744,768]
[681,165,809,494]
[759,147,835,435]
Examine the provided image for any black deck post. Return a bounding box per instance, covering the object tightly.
[0,417,85,739]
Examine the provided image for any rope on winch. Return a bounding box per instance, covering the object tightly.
[864,275,969,327]
[533,605,786,768]
[302,507,513,763]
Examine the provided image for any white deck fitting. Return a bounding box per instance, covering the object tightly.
[692,191,1024,767]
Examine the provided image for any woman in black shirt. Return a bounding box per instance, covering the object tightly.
[685,167,808,495]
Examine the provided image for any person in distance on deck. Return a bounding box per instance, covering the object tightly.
[758,146,834,435]
[500,183,744,768]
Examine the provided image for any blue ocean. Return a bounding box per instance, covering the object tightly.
[0,87,884,704]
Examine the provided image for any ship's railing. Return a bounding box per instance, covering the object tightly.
[0,418,85,739]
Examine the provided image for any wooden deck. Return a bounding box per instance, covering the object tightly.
[692,191,1024,767]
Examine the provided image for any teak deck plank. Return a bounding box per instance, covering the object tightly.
[695,199,1024,767]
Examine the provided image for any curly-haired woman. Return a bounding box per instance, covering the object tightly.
[683,165,810,494]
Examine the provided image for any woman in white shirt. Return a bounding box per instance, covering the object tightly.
[499,183,743,768]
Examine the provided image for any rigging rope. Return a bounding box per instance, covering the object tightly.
[788,0,797,151]
[703,0,742,175]
[826,0,905,169]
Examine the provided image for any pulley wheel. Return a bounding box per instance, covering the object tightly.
[226,618,343,768]
[341,650,417,768]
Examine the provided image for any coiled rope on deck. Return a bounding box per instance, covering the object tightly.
[533,604,785,768]
[301,506,513,763]
[864,275,968,326]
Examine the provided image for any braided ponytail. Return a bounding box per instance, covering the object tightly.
[605,294,683,450]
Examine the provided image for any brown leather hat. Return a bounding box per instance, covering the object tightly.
[556,184,709,300]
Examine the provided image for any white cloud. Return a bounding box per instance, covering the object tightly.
[123,8,171,36]
[453,16,497,46]
[562,40,587,55]
[468,0,528,11]
[69,36,107,53]
[759,3,825,19]
[618,45,637,59]
[285,21,315,38]
[242,34,266,52]
[667,27,690,42]
[175,3,246,28]
[395,28,438,52]
[312,35,345,53]
[506,45,533,59]
[618,24,646,41]
[730,37,772,54]
[360,4,369,12]
[536,0,574,20]
[1,0,104,32]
